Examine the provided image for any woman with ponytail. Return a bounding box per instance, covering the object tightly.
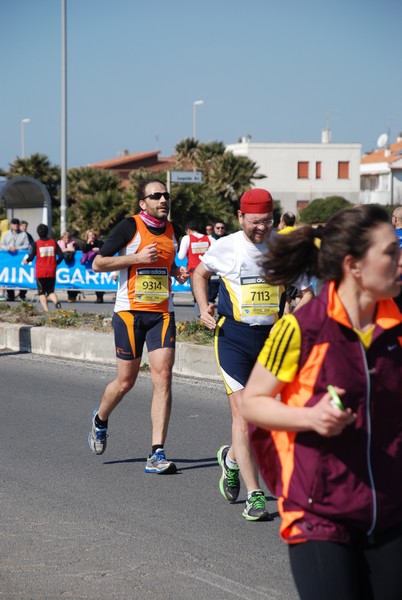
[242,205,402,599]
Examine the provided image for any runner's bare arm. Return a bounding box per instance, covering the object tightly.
[192,263,216,329]
[93,243,158,272]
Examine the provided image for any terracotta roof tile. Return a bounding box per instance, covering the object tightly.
[89,150,177,187]
[90,150,161,168]
[361,140,402,165]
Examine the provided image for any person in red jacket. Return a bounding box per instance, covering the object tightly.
[177,221,211,314]
[22,223,64,312]
[241,205,402,599]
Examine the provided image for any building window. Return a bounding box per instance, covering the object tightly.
[298,162,309,179]
[315,162,321,179]
[338,161,349,179]
[297,200,309,211]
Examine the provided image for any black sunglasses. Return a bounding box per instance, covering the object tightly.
[143,192,170,201]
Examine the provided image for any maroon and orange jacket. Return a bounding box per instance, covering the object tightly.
[250,282,402,544]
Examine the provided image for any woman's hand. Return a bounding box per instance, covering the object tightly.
[308,387,356,437]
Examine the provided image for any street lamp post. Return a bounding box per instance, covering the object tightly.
[60,0,68,235]
[192,100,204,140]
[21,118,31,158]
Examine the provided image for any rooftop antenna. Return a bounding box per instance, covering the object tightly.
[325,108,338,130]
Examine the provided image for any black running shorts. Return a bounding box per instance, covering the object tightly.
[37,277,56,296]
[112,310,176,360]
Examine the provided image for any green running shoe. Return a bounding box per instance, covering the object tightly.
[242,490,272,521]
[217,444,240,502]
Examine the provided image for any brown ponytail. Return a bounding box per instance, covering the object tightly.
[262,227,319,285]
[262,205,390,286]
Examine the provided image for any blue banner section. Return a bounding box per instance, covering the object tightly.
[0,250,192,293]
[173,255,192,294]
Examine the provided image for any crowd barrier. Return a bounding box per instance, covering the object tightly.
[0,250,191,294]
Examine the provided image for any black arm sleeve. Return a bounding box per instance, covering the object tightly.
[99,218,137,257]
[26,242,37,263]
[172,222,183,241]
[56,243,65,265]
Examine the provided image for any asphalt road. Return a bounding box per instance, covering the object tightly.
[2,352,298,600]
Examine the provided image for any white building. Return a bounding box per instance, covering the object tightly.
[360,134,402,206]
[226,131,361,213]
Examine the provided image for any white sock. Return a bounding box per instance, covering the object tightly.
[225,453,239,470]
[247,489,264,500]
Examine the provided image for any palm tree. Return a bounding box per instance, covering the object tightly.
[174,138,199,169]
[193,141,226,179]
[0,153,61,204]
[208,152,265,210]
[67,167,128,237]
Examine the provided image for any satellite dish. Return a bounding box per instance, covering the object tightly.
[377,133,388,148]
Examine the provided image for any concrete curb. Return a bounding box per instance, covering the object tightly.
[0,323,221,381]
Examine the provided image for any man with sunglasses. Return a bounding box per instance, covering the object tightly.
[212,221,226,240]
[207,221,226,306]
[88,179,189,474]
[193,188,312,521]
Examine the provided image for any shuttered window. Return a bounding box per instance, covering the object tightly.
[316,161,321,179]
[297,162,309,179]
[338,161,349,179]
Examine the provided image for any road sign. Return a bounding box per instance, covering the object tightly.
[170,171,202,184]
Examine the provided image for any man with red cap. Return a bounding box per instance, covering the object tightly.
[193,188,312,521]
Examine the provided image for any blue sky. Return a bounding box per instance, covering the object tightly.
[1,0,401,170]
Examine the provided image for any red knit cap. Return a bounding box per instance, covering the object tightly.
[240,189,273,214]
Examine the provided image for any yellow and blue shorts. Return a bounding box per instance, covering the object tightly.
[215,316,273,394]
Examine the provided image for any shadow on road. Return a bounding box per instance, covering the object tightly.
[103,456,218,471]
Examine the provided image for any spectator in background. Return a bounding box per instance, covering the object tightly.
[177,222,211,314]
[1,218,30,301]
[278,211,298,314]
[20,220,34,247]
[0,219,8,301]
[212,220,226,240]
[391,206,402,244]
[0,218,9,243]
[207,220,225,301]
[22,224,64,312]
[205,224,213,236]
[57,231,78,303]
[278,211,296,234]
[391,206,402,311]
[207,220,227,306]
[57,231,77,260]
[18,222,34,300]
[82,229,104,303]
[70,229,85,251]
[1,218,29,252]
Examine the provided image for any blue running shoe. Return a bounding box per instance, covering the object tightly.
[144,448,177,474]
[88,409,108,455]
